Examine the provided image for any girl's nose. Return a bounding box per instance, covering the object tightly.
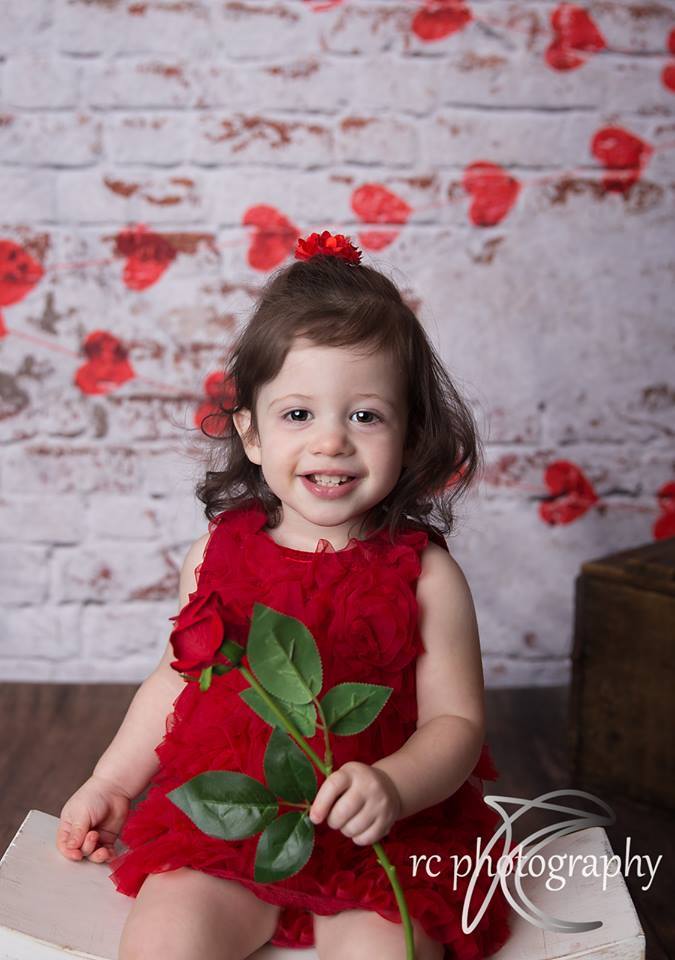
[310,422,353,455]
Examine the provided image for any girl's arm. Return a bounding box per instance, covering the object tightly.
[372,542,487,820]
[90,531,211,799]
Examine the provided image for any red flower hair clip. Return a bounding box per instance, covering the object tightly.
[294,230,362,265]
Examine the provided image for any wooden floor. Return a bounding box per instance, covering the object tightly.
[1,683,672,958]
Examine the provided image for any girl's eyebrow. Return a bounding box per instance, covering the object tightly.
[269,393,395,410]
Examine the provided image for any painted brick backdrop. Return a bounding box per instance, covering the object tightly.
[0,0,673,685]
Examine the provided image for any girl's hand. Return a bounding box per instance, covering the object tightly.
[56,774,131,864]
[308,761,402,846]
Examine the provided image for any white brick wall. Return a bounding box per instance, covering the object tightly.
[0,0,673,685]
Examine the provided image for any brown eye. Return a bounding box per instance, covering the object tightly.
[352,411,381,425]
[284,409,310,422]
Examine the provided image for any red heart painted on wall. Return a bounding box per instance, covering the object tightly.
[412,0,472,42]
[662,28,675,92]
[357,230,401,250]
[0,239,44,337]
[351,184,412,249]
[590,126,653,193]
[115,224,177,291]
[545,3,606,71]
[539,460,599,525]
[195,372,237,437]
[351,183,412,224]
[654,481,675,540]
[243,206,299,271]
[463,162,521,226]
[74,331,135,395]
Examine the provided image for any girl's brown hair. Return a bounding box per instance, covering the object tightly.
[195,254,484,543]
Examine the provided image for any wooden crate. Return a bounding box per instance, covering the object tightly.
[0,810,645,960]
[570,536,675,809]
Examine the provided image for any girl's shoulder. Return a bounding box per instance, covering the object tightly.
[407,522,474,623]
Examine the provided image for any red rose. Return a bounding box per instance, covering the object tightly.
[294,230,362,265]
[169,589,232,677]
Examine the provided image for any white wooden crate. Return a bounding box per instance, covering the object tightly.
[0,811,645,960]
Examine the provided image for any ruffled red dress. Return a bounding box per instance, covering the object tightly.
[109,499,512,959]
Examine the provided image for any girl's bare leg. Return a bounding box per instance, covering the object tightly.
[118,867,281,960]
[314,908,445,960]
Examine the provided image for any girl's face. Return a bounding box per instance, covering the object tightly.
[233,337,409,548]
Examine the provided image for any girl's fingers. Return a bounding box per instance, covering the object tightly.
[310,769,351,823]
[56,822,72,852]
[88,846,110,863]
[57,823,104,861]
[80,830,99,857]
[82,831,118,863]
[327,793,366,831]
[65,822,88,850]
[62,840,84,860]
[342,808,373,839]
[351,826,380,846]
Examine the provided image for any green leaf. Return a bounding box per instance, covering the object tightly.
[199,666,213,692]
[247,602,322,704]
[263,727,317,803]
[167,771,278,840]
[239,687,317,737]
[254,811,315,883]
[320,682,393,735]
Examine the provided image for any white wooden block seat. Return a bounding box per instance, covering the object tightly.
[0,811,645,960]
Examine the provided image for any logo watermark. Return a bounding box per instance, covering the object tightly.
[408,789,663,935]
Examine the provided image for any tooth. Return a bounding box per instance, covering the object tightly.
[309,474,350,485]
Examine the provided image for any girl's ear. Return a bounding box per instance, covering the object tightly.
[232,408,262,466]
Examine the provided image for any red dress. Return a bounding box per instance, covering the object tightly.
[109,499,512,960]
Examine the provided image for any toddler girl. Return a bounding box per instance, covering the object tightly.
[56,231,512,960]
